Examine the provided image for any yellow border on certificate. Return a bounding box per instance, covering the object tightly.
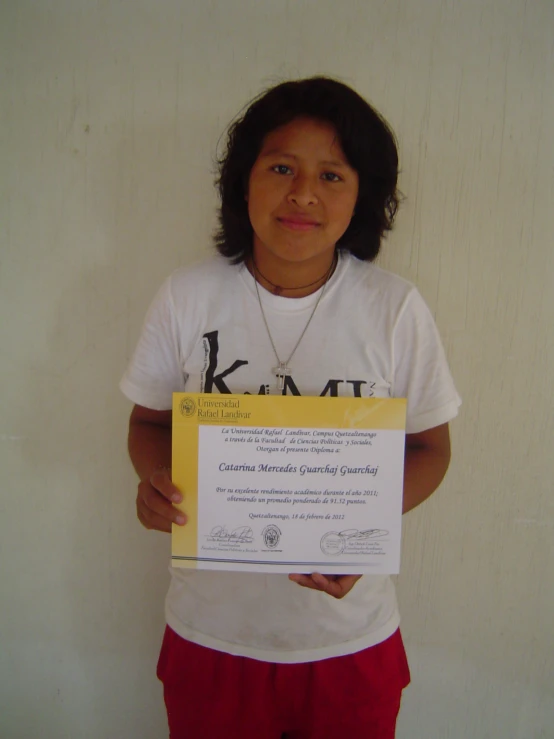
[171,394,406,566]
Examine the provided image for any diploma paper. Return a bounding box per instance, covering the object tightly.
[172,394,406,574]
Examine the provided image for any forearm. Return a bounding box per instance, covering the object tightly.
[402,424,451,514]
[126,406,182,532]
[128,420,171,482]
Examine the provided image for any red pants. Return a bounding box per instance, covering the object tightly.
[157,626,410,738]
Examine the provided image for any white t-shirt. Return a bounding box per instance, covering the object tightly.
[120,252,460,663]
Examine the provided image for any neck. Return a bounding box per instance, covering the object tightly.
[248,252,337,298]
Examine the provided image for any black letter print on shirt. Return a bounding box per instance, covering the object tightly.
[203,331,248,394]
[320,380,368,397]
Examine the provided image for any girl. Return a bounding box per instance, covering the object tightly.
[121,77,460,738]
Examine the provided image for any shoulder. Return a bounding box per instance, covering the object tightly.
[141,255,242,324]
[162,254,243,308]
[340,253,417,309]
[168,254,240,292]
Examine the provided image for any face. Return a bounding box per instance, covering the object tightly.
[247,118,359,273]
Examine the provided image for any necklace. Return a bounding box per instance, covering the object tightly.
[252,254,336,394]
[252,259,333,296]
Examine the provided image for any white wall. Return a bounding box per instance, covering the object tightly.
[1,1,553,737]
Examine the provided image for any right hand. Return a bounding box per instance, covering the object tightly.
[136,467,186,533]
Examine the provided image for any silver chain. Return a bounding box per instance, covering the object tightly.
[252,256,335,370]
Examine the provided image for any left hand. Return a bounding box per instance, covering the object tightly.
[289,573,362,599]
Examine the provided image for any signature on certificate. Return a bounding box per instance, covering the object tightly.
[208,525,254,543]
[320,529,389,556]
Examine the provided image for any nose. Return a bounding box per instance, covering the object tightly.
[287,174,318,208]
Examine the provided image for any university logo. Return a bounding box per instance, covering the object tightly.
[179,397,196,417]
[262,525,281,549]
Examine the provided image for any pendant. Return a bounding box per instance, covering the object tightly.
[273,362,291,391]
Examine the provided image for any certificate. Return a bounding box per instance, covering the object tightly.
[172,393,406,574]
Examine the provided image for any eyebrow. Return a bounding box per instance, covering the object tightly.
[260,149,348,168]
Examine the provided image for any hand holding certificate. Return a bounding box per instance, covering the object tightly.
[172,394,406,575]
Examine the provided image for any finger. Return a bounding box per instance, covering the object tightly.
[150,468,182,503]
[137,502,172,533]
[137,495,186,532]
[138,483,187,525]
[322,574,362,598]
[289,573,361,599]
[310,572,350,597]
[288,573,331,592]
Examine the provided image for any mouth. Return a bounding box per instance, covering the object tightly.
[277,217,321,232]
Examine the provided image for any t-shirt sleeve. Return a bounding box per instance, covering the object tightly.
[391,288,461,434]
[119,276,186,410]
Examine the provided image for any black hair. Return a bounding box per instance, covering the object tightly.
[214,76,399,263]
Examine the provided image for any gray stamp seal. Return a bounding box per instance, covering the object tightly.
[320,531,346,556]
[321,529,389,555]
[262,524,281,549]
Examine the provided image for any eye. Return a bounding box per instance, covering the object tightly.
[272,164,293,175]
[321,172,342,183]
